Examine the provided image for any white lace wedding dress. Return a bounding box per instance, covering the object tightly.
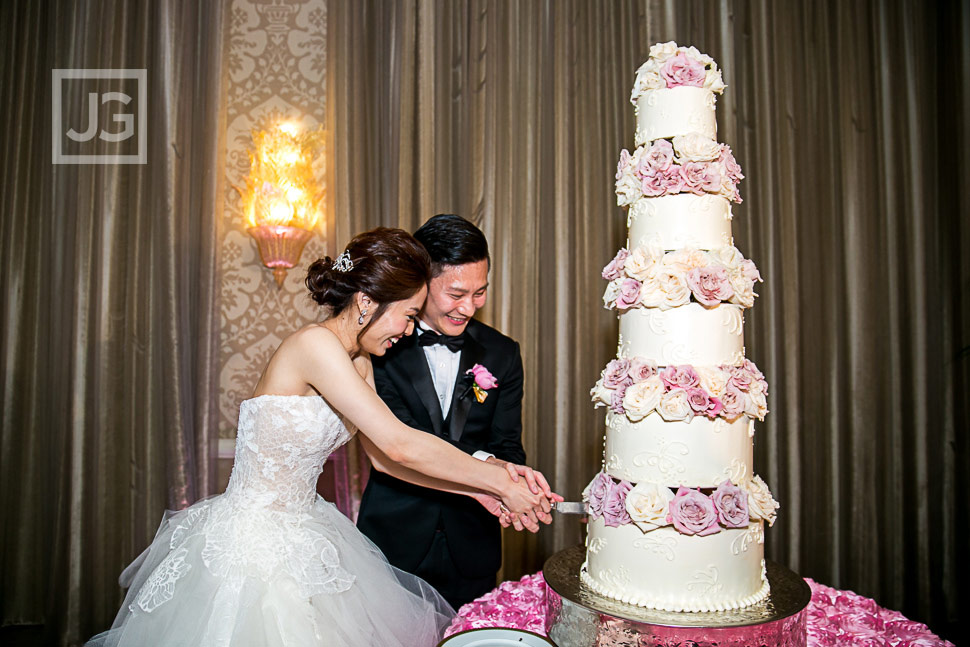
[87,395,454,646]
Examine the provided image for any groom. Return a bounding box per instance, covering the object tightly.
[356,214,528,609]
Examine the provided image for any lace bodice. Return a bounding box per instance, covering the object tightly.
[225,395,356,513]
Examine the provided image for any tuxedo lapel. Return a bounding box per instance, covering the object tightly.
[397,337,445,437]
[447,332,485,441]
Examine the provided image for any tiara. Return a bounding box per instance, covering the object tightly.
[332,251,354,273]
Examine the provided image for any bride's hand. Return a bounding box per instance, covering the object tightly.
[486,457,563,503]
[498,477,545,525]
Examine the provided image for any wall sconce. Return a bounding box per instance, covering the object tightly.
[239,120,325,287]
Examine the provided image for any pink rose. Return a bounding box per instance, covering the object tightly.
[685,387,723,419]
[719,384,747,420]
[679,161,719,195]
[615,278,642,309]
[629,357,658,382]
[602,480,633,527]
[640,139,674,173]
[584,472,612,518]
[660,365,700,390]
[602,248,630,281]
[661,165,685,193]
[468,364,498,389]
[742,359,765,381]
[660,52,707,88]
[640,170,667,197]
[602,358,632,388]
[718,144,744,181]
[609,384,627,414]
[707,396,724,418]
[728,365,754,389]
[616,149,632,180]
[686,266,734,307]
[685,387,712,416]
[667,487,720,536]
[699,162,722,193]
[711,480,750,528]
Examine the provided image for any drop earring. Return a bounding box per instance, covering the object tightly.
[358,310,367,325]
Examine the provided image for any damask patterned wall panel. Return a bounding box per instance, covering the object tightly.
[220,0,329,438]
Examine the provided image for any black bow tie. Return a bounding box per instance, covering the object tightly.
[417,329,465,352]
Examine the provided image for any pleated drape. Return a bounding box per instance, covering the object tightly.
[327,0,966,640]
[0,0,964,644]
[0,1,227,643]
[327,0,647,579]
[638,1,967,639]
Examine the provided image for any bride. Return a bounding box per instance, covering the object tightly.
[87,227,558,647]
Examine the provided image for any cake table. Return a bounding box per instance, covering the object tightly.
[447,560,954,647]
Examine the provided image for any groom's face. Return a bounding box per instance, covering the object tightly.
[421,259,489,336]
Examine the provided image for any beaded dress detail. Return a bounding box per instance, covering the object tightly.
[87,395,453,647]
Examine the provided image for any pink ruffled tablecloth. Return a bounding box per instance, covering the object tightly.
[446,573,954,647]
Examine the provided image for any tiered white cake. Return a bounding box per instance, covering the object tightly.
[580,43,780,613]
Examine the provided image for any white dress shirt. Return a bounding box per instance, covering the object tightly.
[417,320,493,462]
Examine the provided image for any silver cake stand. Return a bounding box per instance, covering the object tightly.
[543,546,811,647]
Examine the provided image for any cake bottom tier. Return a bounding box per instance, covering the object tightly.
[581,518,769,612]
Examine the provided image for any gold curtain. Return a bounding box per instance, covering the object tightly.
[638,1,967,639]
[0,0,965,644]
[327,0,648,580]
[328,0,967,640]
[0,0,227,643]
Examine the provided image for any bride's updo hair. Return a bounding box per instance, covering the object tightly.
[306,227,431,337]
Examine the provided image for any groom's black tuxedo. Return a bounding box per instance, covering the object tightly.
[356,318,525,586]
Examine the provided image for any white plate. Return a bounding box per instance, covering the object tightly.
[438,627,556,646]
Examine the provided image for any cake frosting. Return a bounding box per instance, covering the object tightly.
[581,42,779,613]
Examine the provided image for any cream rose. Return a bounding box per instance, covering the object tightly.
[625,482,675,532]
[685,45,713,67]
[672,133,721,163]
[590,378,611,408]
[695,366,728,399]
[632,59,664,102]
[661,249,691,274]
[649,41,679,62]
[704,67,726,93]
[615,174,641,207]
[728,271,756,308]
[657,388,694,422]
[602,279,622,309]
[638,275,665,308]
[622,376,664,421]
[746,475,780,526]
[713,246,744,272]
[746,388,768,420]
[658,270,691,309]
[624,247,659,282]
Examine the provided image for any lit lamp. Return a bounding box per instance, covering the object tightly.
[240,120,325,287]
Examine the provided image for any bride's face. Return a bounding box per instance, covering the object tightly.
[360,285,427,356]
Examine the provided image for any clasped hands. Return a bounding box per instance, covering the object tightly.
[473,458,564,533]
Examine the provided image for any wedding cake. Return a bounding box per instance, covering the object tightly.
[580,42,780,613]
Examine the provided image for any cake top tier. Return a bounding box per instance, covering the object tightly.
[631,42,726,105]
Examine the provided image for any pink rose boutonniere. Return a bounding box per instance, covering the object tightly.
[466,363,498,403]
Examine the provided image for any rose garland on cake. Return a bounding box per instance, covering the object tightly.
[615,136,744,206]
[583,471,780,533]
[630,42,726,102]
[590,358,769,422]
[602,245,761,311]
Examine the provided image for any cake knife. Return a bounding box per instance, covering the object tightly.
[552,501,588,515]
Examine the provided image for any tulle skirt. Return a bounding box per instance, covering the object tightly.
[87,494,454,646]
